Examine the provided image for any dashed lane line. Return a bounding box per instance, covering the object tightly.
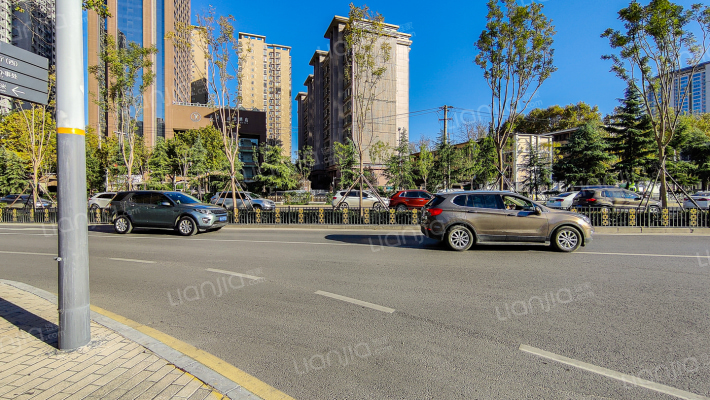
[577,251,700,259]
[315,290,395,313]
[520,344,709,400]
[206,268,264,281]
[0,250,55,256]
[108,258,157,264]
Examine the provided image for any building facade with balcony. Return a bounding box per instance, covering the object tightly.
[237,33,292,158]
[296,16,412,190]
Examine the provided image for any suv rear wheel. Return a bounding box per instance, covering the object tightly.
[176,216,198,236]
[446,225,474,251]
[552,226,581,252]
[395,204,407,212]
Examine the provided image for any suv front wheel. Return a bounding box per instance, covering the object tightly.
[176,216,198,236]
[551,226,581,252]
[114,216,132,234]
[446,225,474,251]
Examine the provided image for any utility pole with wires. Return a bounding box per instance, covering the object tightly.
[440,105,453,190]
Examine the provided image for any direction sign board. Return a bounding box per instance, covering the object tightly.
[0,42,49,105]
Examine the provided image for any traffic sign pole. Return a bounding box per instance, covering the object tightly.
[56,0,91,350]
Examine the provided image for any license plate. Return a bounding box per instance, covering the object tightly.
[219,216,227,222]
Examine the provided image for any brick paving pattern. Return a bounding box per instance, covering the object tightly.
[0,283,226,400]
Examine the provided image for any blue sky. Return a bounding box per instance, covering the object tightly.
[188,0,705,152]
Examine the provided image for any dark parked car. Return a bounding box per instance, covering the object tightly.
[109,191,228,236]
[572,188,660,211]
[389,190,433,211]
[421,191,594,252]
[0,194,53,208]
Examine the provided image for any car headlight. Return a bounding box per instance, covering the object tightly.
[579,214,591,225]
[195,209,213,215]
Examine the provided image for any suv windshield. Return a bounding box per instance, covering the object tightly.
[165,192,201,205]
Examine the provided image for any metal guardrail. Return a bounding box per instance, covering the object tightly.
[1,207,708,228]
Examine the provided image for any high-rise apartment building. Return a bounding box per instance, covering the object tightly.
[87,0,212,148]
[237,33,292,158]
[297,16,411,190]
[670,61,709,115]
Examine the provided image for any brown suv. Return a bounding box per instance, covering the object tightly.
[572,188,660,211]
[421,191,594,252]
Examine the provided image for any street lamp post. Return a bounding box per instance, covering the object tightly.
[56,0,91,350]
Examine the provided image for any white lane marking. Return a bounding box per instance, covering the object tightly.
[578,251,700,259]
[108,258,156,264]
[205,268,264,281]
[86,234,374,247]
[315,290,395,314]
[0,227,57,231]
[0,250,55,256]
[519,344,710,400]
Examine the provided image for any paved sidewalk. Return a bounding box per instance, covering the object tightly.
[0,283,226,400]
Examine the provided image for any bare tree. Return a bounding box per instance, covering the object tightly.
[344,4,392,211]
[169,9,250,210]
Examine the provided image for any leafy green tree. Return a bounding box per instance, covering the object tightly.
[475,0,556,189]
[515,102,602,134]
[334,139,357,190]
[0,107,56,205]
[255,145,297,193]
[148,137,171,184]
[602,0,710,207]
[520,143,553,197]
[606,86,656,188]
[0,147,28,195]
[295,145,315,190]
[384,137,415,190]
[432,131,456,191]
[553,123,616,187]
[414,140,435,190]
[85,126,108,193]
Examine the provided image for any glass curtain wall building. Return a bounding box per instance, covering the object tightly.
[87,0,190,148]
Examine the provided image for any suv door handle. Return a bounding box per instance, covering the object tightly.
[467,210,477,213]
[506,214,517,217]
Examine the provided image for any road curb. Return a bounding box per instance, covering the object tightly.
[0,279,285,400]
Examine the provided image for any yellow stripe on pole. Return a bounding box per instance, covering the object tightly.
[57,127,85,136]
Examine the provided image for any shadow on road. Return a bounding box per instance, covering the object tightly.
[324,233,557,253]
[324,233,444,250]
[88,224,189,236]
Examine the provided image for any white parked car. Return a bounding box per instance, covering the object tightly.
[545,191,579,210]
[88,192,117,211]
[332,190,388,210]
[683,191,710,209]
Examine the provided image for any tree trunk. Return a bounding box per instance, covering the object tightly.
[32,166,39,210]
[359,155,364,217]
[658,145,668,209]
[497,146,504,190]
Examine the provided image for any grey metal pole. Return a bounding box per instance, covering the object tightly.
[56,0,91,350]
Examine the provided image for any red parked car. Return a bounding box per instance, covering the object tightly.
[389,190,434,211]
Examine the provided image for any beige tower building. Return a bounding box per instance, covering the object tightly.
[238,33,292,158]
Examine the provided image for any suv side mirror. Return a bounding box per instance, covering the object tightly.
[160,202,172,207]
[534,206,542,215]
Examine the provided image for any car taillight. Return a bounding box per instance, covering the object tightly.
[588,198,596,202]
[699,198,708,202]
[429,208,443,216]
[333,197,337,200]
[684,198,689,201]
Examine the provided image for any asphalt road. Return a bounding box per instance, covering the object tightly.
[1,224,709,400]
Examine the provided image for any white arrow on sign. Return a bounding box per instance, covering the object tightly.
[12,87,24,96]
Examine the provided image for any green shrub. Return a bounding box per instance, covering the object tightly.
[283,191,312,205]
